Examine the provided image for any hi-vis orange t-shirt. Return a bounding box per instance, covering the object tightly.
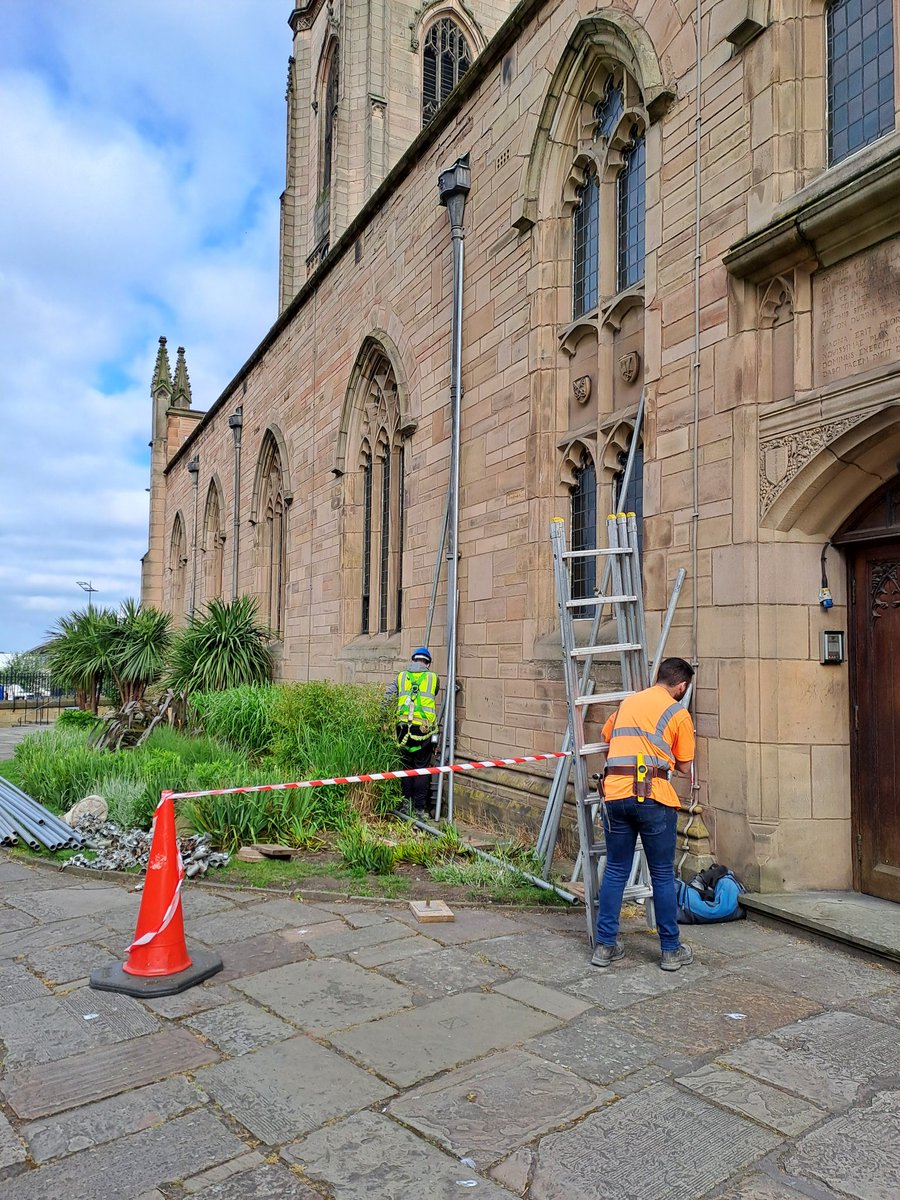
[601,684,695,807]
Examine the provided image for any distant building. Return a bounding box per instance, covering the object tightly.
[143,0,900,901]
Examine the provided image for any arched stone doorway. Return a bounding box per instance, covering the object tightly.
[834,477,900,901]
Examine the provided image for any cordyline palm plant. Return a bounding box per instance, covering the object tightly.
[167,596,275,696]
[42,601,173,713]
[42,606,116,713]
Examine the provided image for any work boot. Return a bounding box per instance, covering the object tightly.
[591,940,625,969]
[659,944,694,972]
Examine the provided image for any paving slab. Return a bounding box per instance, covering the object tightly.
[283,1109,516,1198]
[186,999,296,1055]
[142,981,239,1018]
[705,1173,814,1199]
[846,986,900,1026]
[187,905,297,947]
[564,960,712,1010]
[330,991,559,1086]
[475,932,594,982]
[394,908,534,945]
[21,1077,205,1163]
[297,916,416,957]
[237,896,335,927]
[389,1048,608,1165]
[743,889,900,963]
[676,1063,828,1136]
[379,944,510,997]
[234,958,414,1032]
[728,942,899,1005]
[0,859,43,883]
[349,933,441,968]
[720,1010,900,1110]
[527,1011,678,1086]
[1,1109,248,1200]
[25,940,117,986]
[0,916,110,959]
[3,884,137,922]
[0,1110,27,1169]
[605,974,821,1056]
[492,977,593,1020]
[0,986,159,1067]
[189,1161,320,1198]
[214,929,313,984]
[0,905,37,934]
[785,1088,900,1200]
[197,1035,393,1143]
[182,1150,266,1193]
[1,1025,219,1119]
[678,921,803,958]
[0,962,51,1006]
[526,1082,781,1200]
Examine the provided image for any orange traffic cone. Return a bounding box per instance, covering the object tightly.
[90,791,223,998]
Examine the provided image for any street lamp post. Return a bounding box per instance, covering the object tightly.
[76,580,98,613]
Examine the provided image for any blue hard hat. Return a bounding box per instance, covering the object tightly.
[411,646,432,664]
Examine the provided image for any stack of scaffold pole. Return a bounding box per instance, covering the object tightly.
[0,775,85,851]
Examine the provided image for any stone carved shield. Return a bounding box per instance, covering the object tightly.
[619,352,640,384]
[764,444,788,486]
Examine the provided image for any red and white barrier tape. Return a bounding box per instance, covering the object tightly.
[165,751,568,801]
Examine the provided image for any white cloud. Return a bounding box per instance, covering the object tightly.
[0,0,288,650]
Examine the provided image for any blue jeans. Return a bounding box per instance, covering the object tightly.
[595,797,680,952]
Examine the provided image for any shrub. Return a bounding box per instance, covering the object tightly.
[167,596,274,694]
[191,685,280,756]
[337,824,397,875]
[56,708,101,731]
[102,775,148,828]
[184,773,325,852]
[13,729,116,812]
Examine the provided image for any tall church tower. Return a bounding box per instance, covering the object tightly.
[141,338,204,608]
[278,0,517,311]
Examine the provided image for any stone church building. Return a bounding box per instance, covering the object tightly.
[142,0,900,900]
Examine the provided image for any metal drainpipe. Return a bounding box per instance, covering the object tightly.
[229,407,243,599]
[187,454,200,615]
[686,0,704,834]
[437,154,471,825]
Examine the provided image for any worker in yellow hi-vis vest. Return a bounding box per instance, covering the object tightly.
[384,647,440,816]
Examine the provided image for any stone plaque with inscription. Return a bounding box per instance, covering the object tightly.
[814,240,900,386]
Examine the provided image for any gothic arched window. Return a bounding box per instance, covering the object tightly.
[169,513,187,622]
[572,170,600,318]
[202,481,225,606]
[570,451,597,618]
[254,432,288,636]
[616,129,646,291]
[321,46,339,196]
[357,358,405,634]
[826,0,894,164]
[313,42,339,252]
[422,17,472,127]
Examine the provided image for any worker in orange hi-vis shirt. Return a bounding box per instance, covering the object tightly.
[592,657,696,973]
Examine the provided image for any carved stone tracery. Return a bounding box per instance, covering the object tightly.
[872,562,900,618]
[758,415,866,516]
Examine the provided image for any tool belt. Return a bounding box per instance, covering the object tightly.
[605,764,670,800]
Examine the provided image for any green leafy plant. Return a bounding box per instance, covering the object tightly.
[56,708,101,731]
[167,596,275,695]
[191,685,280,755]
[337,824,397,875]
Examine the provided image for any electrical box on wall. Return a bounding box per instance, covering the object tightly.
[820,630,845,665]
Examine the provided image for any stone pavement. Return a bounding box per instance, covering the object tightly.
[1,853,899,1199]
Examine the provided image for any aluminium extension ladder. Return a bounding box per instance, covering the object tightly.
[550,512,657,944]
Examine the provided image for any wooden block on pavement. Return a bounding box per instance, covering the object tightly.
[408,899,455,923]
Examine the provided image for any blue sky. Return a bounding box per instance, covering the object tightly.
[0,0,288,651]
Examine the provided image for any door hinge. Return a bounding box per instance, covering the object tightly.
[854,703,859,732]
[856,832,863,863]
[850,576,856,605]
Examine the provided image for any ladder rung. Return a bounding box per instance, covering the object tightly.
[571,643,642,657]
[578,744,609,756]
[566,595,636,608]
[575,690,633,705]
[561,547,632,559]
[579,791,602,805]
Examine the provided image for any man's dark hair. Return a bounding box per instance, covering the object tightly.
[656,657,694,687]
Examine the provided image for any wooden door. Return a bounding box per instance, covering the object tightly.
[851,542,900,901]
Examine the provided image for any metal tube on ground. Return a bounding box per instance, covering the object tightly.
[0,810,41,850]
[408,813,578,903]
[0,783,79,838]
